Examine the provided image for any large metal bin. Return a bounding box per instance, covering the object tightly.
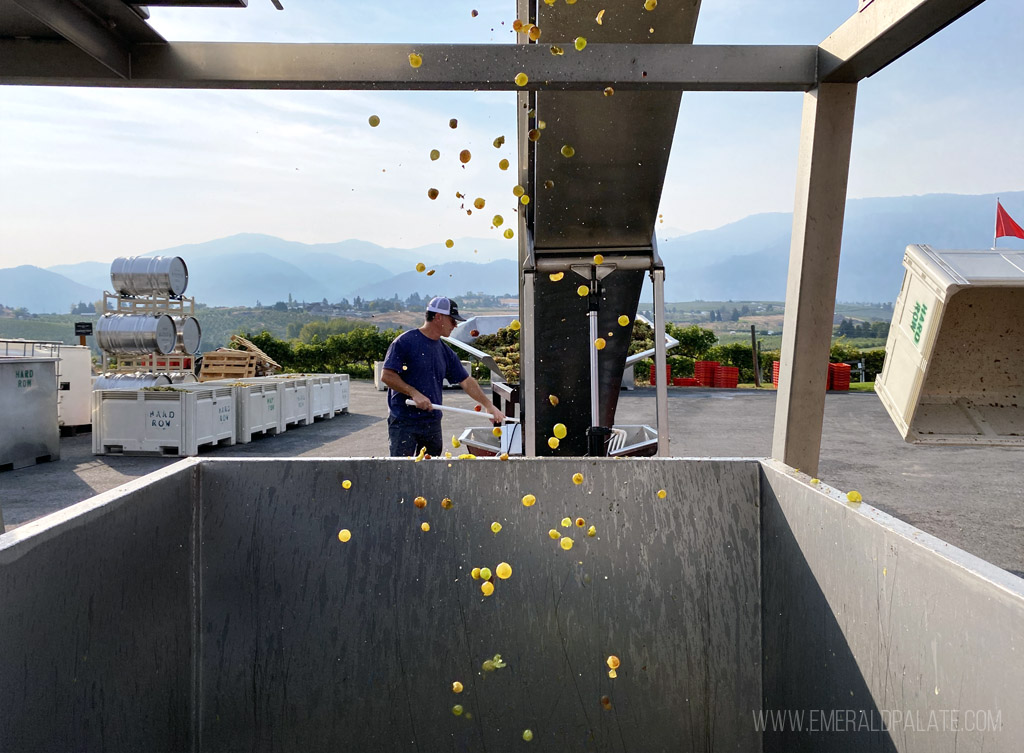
[91,386,235,456]
[1,457,1020,752]
[0,357,59,471]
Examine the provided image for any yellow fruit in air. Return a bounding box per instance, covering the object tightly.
[574,37,587,51]
[561,144,576,158]
[587,525,596,537]
[593,254,604,265]
[498,159,510,171]
[522,493,536,507]
[471,567,481,580]
[560,537,574,551]
[618,315,630,326]
[368,115,380,127]
[548,529,560,539]
[452,681,464,693]
[523,729,534,741]
[446,239,454,248]
[427,188,439,200]
[493,135,505,148]
[575,517,585,527]
[510,319,521,331]
[515,72,529,87]
[561,517,571,528]
[430,149,440,161]
[480,567,492,580]
[452,435,461,448]
[342,479,352,489]
[409,53,423,68]
[520,195,530,205]
[441,497,453,509]
[550,45,564,56]
[553,423,567,439]
[496,562,512,579]
[577,285,589,297]
[491,521,502,533]
[847,490,863,504]
[492,426,502,437]
[338,529,351,542]
[604,87,615,97]
[529,25,541,41]
[644,0,657,9]
[657,489,667,499]
[481,581,494,596]
[549,394,559,405]
[573,472,584,485]
[504,229,514,239]
[549,272,564,282]
[548,436,559,449]
[513,185,525,197]
[416,262,426,272]
[492,215,504,227]
[459,149,471,164]
[594,338,606,350]
[473,197,485,209]
[414,496,427,509]
[607,655,621,669]
[421,522,430,532]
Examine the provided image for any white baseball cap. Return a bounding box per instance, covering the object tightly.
[426,296,466,322]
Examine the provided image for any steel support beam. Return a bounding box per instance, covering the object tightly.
[7,0,131,79]
[0,41,819,91]
[819,0,986,82]
[771,83,857,477]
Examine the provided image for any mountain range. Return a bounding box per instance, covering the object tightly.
[3,191,1023,314]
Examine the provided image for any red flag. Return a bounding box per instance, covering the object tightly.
[996,201,1024,240]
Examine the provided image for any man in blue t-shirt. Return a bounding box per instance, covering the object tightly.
[381,296,505,456]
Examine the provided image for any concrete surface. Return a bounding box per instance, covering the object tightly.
[1,380,1022,577]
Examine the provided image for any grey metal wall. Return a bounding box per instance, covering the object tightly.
[760,460,1024,752]
[0,463,196,752]
[196,457,763,752]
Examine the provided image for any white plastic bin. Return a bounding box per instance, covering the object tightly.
[265,376,311,428]
[177,380,280,444]
[877,244,1024,445]
[92,386,236,456]
[373,361,387,391]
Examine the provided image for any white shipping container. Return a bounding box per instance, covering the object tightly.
[92,386,235,456]
[876,244,1024,445]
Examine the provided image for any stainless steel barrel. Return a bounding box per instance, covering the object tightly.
[109,256,189,297]
[169,372,197,384]
[172,316,202,355]
[92,372,172,390]
[95,314,178,355]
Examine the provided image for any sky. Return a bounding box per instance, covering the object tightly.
[0,0,1022,268]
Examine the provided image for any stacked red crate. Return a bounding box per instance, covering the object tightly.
[679,377,701,387]
[649,364,672,386]
[713,366,740,388]
[772,361,780,387]
[828,362,851,391]
[694,361,719,386]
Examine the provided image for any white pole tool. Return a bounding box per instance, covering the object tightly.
[404,399,519,422]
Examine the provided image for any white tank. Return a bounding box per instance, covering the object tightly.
[110,256,189,297]
[95,314,178,356]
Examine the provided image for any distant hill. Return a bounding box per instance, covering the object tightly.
[5,191,1023,313]
[0,266,101,314]
[657,191,1024,301]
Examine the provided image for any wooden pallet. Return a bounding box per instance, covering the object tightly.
[228,334,281,376]
[199,349,258,381]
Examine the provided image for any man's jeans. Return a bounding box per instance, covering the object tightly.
[388,416,443,457]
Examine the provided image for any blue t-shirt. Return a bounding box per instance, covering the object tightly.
[384,329,469,421]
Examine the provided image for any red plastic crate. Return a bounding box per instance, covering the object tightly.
[649,364,672,386]
[829,362,851,391]
[713,366,740,388]
[694,360,719,386]
[772,361,780,388]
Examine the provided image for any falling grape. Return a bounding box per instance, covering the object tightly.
[573,472,584,485]
[618,315,630,326]
[596,9,605,23]
[453,681,464,693]
[544,179,555,189]
[515,72,529,87]
[604,87,615,97]
[549,272,563,282]
[471,567,481,580]
[587,525,597,537]
[490,520,502,533]
[575,517,586,527]
[548,529,560,539]
[553,423,567,439]
[430,149,440,160]
[449,118,458,129]
[607,655,621,669]
[338,529,351,542]
[421,522,430,532]
[549,394,559,405]
[523,730,534,741]
[473,197,485,209]
[560,537,574,551]
[520,195,530,205]
[480,567,492,580]
[513,185,525,197]
[512,19,524,31]
[459,149,471,164]
[594,338,606,350]
[427,188,439,200]
[453,705,464,716]
[577,285,589,297]
[409,53,423,68]
[561,517,572,528]
[529,26,541,41]
[492,215,503,227]
[496,562,512,579]
[510,319,521,330]
[528,128,541,142]
[368,115,380,127]
[574,37,587,51]
[657,489,667,499]
[416,262,427,272]
[644,0,657,9]
[446,239,454,248]
[548,437,559,449]
[498,159,510,170]
[342,479,352,489]
[414,496,427,509]
[504,229,514,239]
[561,144,576,158]
[593,254,604,264]
[550,45,564,55]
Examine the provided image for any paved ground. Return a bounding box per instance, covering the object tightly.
[2,381,1022,577]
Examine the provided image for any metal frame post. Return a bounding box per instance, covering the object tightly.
[652,268,669,456]
[771,82,857,476]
